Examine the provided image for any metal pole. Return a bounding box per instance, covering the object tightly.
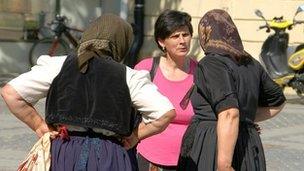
[125,0,144,68]
[55,0,61,16]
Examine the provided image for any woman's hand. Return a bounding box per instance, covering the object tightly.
[35,122,58,138]
[122,132,140,150]
[49,131,59,139]
[254,123,262,134]
[34,121,51,137]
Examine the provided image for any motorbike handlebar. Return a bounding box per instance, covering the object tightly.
[259,25,269,29]
[258,25,271,32]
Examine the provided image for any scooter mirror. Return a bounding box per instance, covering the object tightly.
[296,4,304,15]
[293,5,304,22]
[255,9,263,18]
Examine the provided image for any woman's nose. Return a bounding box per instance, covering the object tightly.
[179,35,186,43]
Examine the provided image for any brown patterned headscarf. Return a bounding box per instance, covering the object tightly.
[198,9,250,61]
[77,14,133,73]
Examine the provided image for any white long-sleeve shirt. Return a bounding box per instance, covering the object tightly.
[9,55,174,123]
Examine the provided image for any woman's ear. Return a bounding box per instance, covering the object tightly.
[157,38,165,49]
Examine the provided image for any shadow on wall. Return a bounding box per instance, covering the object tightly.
[0,42,32,86]
[60,0,102,30]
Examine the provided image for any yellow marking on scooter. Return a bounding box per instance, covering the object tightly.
[288,49,304,70]
[269,20,293,29]
[274,74,295,87]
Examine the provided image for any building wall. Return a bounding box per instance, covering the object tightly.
[1,0,304,75]
[129,0,304,61]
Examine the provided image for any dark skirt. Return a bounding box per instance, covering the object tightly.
[177,119,266,171]
[50,135,134,171]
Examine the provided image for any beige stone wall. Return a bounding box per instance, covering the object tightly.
[130,0,304,61]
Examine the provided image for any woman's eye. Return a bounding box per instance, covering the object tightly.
[183,33,190,37]
[171,35,179,39]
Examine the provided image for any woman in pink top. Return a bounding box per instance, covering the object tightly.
[135,9,197,171]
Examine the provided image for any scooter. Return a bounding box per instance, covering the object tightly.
[255,5,304,97]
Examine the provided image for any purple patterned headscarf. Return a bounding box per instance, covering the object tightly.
[198,9,250,61]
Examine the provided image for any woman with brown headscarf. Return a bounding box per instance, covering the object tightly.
[1,14,176,171]
[177,9,286,171]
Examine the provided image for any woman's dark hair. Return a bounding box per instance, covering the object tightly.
[154,9,193,51]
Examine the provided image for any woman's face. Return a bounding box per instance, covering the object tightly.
[158,26,192,58]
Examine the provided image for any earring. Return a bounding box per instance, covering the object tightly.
[162,46,166,52]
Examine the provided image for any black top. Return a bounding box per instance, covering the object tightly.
[191,53,286,123]
[45,54,134,136]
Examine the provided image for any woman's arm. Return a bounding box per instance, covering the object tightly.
[217,108,239,171]
[1,56,66,138]
[1,84,53,138]
[255,102,285,122]
[137,109,175,140]
[122,109,176,149]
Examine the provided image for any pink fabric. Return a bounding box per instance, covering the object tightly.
[135,57,197,166]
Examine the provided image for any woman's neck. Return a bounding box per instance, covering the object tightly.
[163,53,189,72]
[158,53,191,81]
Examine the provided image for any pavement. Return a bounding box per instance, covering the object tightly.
[260,96,304,171]
[0,86,303,170]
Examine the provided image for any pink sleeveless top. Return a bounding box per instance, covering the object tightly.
[135,57,197,166]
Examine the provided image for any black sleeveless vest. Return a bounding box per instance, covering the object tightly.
[45,54,134,136]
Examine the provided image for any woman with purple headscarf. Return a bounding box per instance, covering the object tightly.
[177,9,286,171]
